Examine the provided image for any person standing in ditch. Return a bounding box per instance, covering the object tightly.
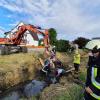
[50,46,56,60]
[84,46,100,100]
[73,50,81,79]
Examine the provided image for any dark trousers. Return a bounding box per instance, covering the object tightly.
[74,63,80,72]
[84,91,97,100]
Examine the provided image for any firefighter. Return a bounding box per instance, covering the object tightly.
[84,46,100,100]
[73,50,80,79]
[52,46,56,54]
[54,68,66,82]
[50,46,56,59]
[41,58,51,75]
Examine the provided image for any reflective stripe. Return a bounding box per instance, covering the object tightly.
[94,68,97,78]
[42,68,47,74]
[91,93,100,100]
[91,67,100,89]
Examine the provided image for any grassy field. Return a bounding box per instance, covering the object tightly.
[20,50,87,100]
[0,52,43,90]
[0,50,88,100]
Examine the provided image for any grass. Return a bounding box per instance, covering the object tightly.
[0,52,42,72]
[50,84,84,100]
[0,50,87,100]
[0,53,35,66]
[39,51,87,100]
[0,52,43,90]
[39,75,86,100]
[79,71,86,82]
[26,84,84,100]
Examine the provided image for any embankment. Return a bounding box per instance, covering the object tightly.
[0,52,43,91]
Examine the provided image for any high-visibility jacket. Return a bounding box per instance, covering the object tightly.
[86,55,100,100]
[73,53,80,64]
[89,66,100,100]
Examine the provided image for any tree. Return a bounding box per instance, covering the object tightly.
[56,40,70,52]
[38,39,44,46]
[49,28,57,45]
[73,37,90,49]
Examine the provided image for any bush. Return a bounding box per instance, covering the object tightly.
[56,40,71,52]
[49,28,71,52]
[73,37,90,49]
[49,28,57,45]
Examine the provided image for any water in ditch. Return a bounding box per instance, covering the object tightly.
[1,80,46,100]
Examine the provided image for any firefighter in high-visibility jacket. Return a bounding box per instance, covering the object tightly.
[84,46,100,100]
[73,50,80,79]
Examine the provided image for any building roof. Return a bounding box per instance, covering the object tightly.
[5,22,39,41]
[4,31,11,35]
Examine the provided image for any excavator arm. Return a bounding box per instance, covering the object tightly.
[0,24,50,55]
[8,24,49,47]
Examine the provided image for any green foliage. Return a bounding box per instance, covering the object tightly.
[49,28,72,52]
[38,39,44,46]
[56,40,71,52]
[79,71,86,82]
[73,37,90,49]
[49,28,57,45]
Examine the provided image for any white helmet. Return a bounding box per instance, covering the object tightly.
[53,46,56,48]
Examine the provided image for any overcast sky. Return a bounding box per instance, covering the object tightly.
[0,0,100,40]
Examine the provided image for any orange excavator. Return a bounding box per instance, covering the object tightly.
[0,24,49,55]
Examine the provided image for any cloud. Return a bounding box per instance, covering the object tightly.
[0,0,22,12]
[0,0,100,40]
[0,26,5,37]
[0,29,4,33]
[8,21,19,27]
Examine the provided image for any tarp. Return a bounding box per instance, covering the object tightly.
[85,40,100,50]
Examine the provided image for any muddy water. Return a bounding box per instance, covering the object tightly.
[1,80,46,100]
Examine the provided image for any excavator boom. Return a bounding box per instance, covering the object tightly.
[7,24,49,46]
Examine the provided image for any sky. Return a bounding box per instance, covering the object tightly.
[0,0,100,41]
